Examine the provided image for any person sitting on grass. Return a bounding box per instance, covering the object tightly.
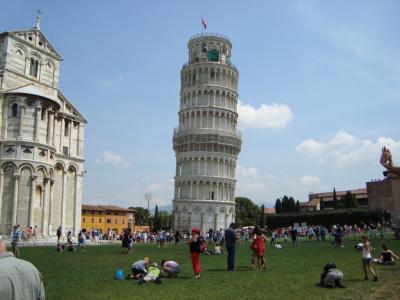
[67,240,75,252]
[320,262,345,288]
[378,244,399,265]
[139,263,161,284]
[131,257,150,280]
[161,259,181,278]
[214,243,222,255]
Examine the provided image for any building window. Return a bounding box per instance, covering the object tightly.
[63,146,69,156]
[41,109,46,120]
[11,103,18,117]
[83,218,85,223]
[106,219,111,224]
[99,218,102,223]
[64,120,70,137]
[29,57,39,78]
[115,219,117,224]
[122,219,125,225]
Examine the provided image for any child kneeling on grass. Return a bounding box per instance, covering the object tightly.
[139,263,162,284]
[320,262,345,288]
[161,259,181,278]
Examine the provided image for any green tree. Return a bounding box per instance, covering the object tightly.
[158,211,172,230]
[288,197,296,212]
[333,188,338,209]
[343,191,358,208]
[275,199,283,214]
[129,207,150,225]
[259,205,266,227]
[281,195,290,213]
[235,197,259,227]
[153,205,160,232]
[295,200,300,212]
[319,198,325,210]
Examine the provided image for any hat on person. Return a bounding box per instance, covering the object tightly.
[152,262,158,267]
[144,257,150,261]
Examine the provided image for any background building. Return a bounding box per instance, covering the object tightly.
[301,188,368,211]
[0,18,86,237]
[81,205,135,234]
[367,177,400,223]
[172,33,241,232]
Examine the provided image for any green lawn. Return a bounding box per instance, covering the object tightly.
[15,236,400,300]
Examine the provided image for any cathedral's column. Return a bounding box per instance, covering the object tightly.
[28,175,37,227]
[73,173,82,236]
[68,120,72,155]
[225,214,228,229]
[1,97,8,139]
[61,170,67,236]
[76,123,81,156]
[12,175,20,225]
[59,118,64,151]
[34,106,41,141]
[48,179,55,235]
[0,170,4,221]
[41,178,49,236]
[47,110,54,145]
[18,105,25,139]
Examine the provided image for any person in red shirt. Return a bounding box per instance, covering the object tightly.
[188,227,202,279]
[251,226,267,270]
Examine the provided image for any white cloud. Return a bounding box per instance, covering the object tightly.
[99,75,124,88]
[145,179,174,193]
[236,165,259,179]
[297,131,400,168]
[96,150,132,168]
[144,179,174,207]
[237,101,293,129]
[299,175,321,187]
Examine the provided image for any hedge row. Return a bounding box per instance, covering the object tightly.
[265,209,383,228]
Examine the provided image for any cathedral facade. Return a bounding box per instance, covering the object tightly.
[0,19,86,237]
[172,33,241,232]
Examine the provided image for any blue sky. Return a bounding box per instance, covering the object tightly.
[2,1,400,209]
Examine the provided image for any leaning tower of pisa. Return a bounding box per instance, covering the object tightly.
[172,33,241,232]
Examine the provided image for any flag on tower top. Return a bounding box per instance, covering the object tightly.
[202,18,207,31]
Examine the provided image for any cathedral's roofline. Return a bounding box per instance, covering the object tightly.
[0,29,62,60]
[57,90,87,123]
[4,83,61,108]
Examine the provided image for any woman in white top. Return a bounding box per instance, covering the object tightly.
[361,235,378,281]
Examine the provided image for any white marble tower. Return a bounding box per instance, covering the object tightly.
[172,33,241,232]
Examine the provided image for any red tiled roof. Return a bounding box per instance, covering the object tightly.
[82,205,105,211]
[263,208,276,214]
[82,205,135,212]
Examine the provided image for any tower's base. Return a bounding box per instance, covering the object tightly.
[172,199,235,233]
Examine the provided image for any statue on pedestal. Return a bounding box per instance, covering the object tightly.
[380,147,400,177]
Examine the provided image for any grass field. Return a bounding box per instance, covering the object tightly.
[16,236,400,300]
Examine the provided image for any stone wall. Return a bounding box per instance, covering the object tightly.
[367,177,400,223]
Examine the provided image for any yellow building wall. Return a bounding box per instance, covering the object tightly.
[81,212,106,233]
[104,213,129,234]
[81,211,130,234]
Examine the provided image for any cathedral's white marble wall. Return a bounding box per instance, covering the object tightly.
[0,28,86,237]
